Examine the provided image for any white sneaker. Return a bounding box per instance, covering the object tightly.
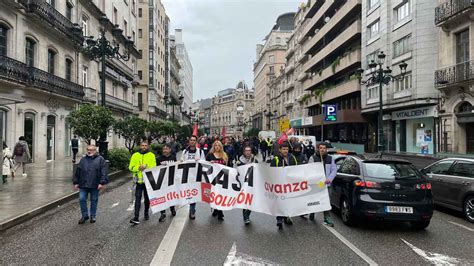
[22,173,27,177]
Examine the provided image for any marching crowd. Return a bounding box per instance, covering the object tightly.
[72,134,337,230]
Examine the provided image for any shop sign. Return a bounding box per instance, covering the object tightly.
[302,117,312,126]
[391,106,436,121]
[290,118,302,128]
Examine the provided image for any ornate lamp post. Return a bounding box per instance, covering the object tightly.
[75,15,135,158]
[356,51,408,153]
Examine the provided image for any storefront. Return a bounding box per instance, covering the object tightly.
[290,117,312,135]
[391,106,437,155]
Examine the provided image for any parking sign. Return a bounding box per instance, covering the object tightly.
[324,104,337,121]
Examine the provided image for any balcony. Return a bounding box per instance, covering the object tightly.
[18,0,83,44]
[284,99,294,108]
[0,55,84,100]
[304,79,360,108]
[303,0,361,55]
[286,79,295,90]
[98,93,134,113]
[435,60,474,88]
[84,87,97,103]
[303,49,361,91]
[435,0,474,26]
[302,0,335,38]
[303,20,361,74]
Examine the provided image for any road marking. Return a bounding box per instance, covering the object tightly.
[150,206,188,265]
[448,221,474,232]
[224,242,278,265]
[110,202,120,208]
[401,239,468,265]
[324,225,378,266]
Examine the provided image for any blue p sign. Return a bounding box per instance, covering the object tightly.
[324,105,337,121]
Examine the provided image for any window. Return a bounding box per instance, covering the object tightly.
[132,0,136,14]
[139,49,142,58]
[276,37,281,44]
[368,20,380,39]
[112,83,117,97]
[365,162,421,180]
[65,59,73,81]
[113,7,118,25]
[269,55,275,63]
[46,0,55,7]
[394,73,412,92]
[0,25,7,56]
[82,66,88,86]
[426,160,454,175]
[368,86,379,99]
[124,20,128,36]
[138,8,142,17]
[366,49,379,67]
[396,1,410,22]
[368,0,379,9]
[393,34,411,58]
[338,158,360,175]
[456,29,470,64]
[25,38,36,67]
[138,70,142,80]
[139,29,142,38]
[269,66,274,73]
[47,49,56,74]
[81,16,88,37]
[451,162,474,178]
[66,3,73,21]
[138,92,143,111]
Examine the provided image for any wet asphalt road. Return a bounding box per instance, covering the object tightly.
[1,173,473,265]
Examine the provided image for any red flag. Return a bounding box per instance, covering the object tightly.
[221,126,226,137]
[192,123,198,136]
[277,127,294,145]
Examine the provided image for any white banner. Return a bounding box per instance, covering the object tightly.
[142,161,331,217]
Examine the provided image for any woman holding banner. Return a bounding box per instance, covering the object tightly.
[206,140,231,220]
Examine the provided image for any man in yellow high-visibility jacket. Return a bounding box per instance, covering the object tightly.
[129,141,156,225]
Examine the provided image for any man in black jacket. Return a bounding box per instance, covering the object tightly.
[270,142,298,229]
[236,145,259,224]
[73,145,108,224]
[156,144,177,222]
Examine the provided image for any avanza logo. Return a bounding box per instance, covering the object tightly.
[264,181,309,194]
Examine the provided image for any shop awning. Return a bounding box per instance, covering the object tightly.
[0,93,25,105]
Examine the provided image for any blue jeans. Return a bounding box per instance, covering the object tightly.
[79,188,99,218]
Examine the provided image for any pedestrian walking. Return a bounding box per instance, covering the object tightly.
[181,135,205,220]
[305,140,315,159]
[13,136,30,177]
[129,141,156,225]
[311,142,336,227]
[206,140,231,221]
[270,142,298,230]
[236,145,258,224]
[71,135,79,163]
[2,141,14,183]
[156,143,177,222]
[73,145,108,224]
[260,138,267,161]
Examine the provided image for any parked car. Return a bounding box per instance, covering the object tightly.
[421,158,474,223]
[330,157,434,229]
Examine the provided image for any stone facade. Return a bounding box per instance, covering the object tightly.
[172,29,193,115]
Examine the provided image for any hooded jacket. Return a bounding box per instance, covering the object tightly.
[129,149,157,184]
[73,153,108,188]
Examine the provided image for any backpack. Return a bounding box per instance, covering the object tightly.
[14,143,24,156]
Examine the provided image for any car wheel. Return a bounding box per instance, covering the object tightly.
[340,197,356,226]
[463,196,474,223]
[411,220,430,230]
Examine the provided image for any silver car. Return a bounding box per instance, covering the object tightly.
[421,158,474,223]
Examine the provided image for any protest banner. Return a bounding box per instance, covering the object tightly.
[142,161,331,217]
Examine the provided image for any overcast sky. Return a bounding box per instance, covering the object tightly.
[162,0,300,101]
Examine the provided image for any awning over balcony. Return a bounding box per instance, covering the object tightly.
[0,93,25,106]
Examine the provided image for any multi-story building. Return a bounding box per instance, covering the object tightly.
[169,44,181,121]
[253,12,294,130]
[136,0,167,121]
[361,0,438,154]
[172,29,193,114]
[435,0,474,154]
[0,0,138,163]
[210,81,255,137]
[268,72,285,134]
[193,98,213,135]
[301,0,366,147]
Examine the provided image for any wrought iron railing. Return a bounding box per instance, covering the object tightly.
[18,0,83,44]
[0,55,30,84]
[435,0,474,25]
[29,67,85,99]
[98,93,134,113]
[0,55,84,99]
[435,61,474,87]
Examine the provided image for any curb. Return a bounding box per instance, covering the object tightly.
[0,170,129,232]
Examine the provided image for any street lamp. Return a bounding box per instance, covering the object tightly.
[264,110,277,130]
[356,51,408,153]
[77,15,135,159]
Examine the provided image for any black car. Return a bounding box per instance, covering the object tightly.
[330,157,434,229]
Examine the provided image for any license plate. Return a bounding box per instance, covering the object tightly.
[385,206,413,214]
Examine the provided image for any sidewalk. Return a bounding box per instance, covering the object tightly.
[0,157,126,231]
